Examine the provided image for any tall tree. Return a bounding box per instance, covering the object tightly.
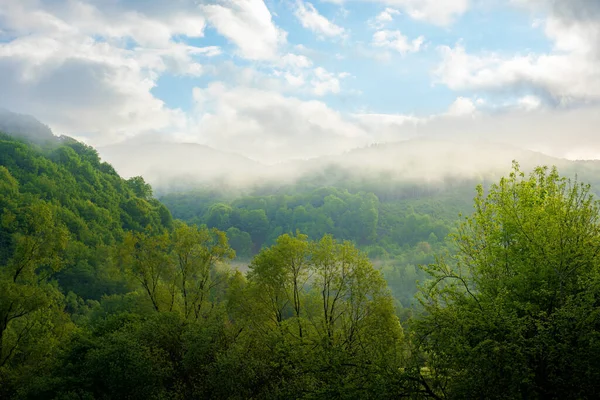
[248,232,310,336]
[171,221,234,319]
[415,163,600,398]
[0,199,69,383]
[120,230,173,312]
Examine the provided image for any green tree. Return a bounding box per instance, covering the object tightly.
[126,176,153,200]
[415,163,600,398]
[245,233,405,398]
[248,232,310,336]
[0,200,71,392]
[171,221,235,319]
[226,227,253,259]
[206,203,232,231]
[119,230,174,312]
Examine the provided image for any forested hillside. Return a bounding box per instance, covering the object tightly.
[161,184,471,307]
[0,132,173,299]
[0,132,176,395]
[160,151,600,308]
[0,132,406,398]
[3,130,600,398]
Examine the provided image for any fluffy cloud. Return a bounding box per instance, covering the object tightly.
[372,30,424,54]
[312,67,342,95]
[201,0,287,60]
[268,61,349,96]
[370,8,400,28]
[435,0,600,105]
[0,39,190,144]
[0,1,211,143]
[0,0,296,145]
[381,0,468,25]
[518,95,542,111]
[295,1,346,38]
[0,0,207,47]
[4,0,600,169]
[183,75,600,164]
[279,53,313,69]
[434,44,600,105]
[189,83,367,163]
[446,97,477,116]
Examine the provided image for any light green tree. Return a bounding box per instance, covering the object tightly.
[415,163,600,398]
[171,221,234,319]
[0,200,69,373]
[248,232,310,337]
[120,229,173,312]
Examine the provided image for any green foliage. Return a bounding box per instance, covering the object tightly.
[26,232,405,400]
[161,188,390,250]
[161,186,463,304]
[7,130,600,399]
[0,134,173,396]
[415,163,600,398]
[0,179,74,397]
[0,134,173,301]
[238,233,406,398]
[126,176,153,200]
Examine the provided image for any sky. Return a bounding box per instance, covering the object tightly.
[0,0,599,164]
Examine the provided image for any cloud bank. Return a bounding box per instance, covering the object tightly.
[1,0,600,179]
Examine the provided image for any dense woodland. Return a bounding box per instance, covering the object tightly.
[2,131,600,399]
[160,180,473,308]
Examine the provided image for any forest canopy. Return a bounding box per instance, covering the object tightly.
[2,133,600,398]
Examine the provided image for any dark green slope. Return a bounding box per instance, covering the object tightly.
[0,132,173,299]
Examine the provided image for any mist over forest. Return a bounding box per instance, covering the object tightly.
[3,0,600,398]
[3,105,600,398]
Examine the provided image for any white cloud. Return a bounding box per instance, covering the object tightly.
[434,43,600,104]
[202,0,287,60]
[435,0,600,105]
[372,30,424,54]
[446,97,477,116]
[371,8,400,28]
[4,0,600,170]
[209,59,348,99]
[285,72,306,87]
[295,1,346,38]
[312,67,341,95]
[518,95,542,111]
[263,61,348,96]
[0,37,188,145]
[189,83,367,163]
[0,0,303,147]
[382,0,469,25]
[0,0,212,144]
[0,0,207,47]
[279,53,313,69]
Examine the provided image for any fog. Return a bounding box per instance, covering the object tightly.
[2,106,599,193]
[0,109,55,143]
[96,104,600,192]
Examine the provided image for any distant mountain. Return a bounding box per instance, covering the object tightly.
[98,142,267,193]
[3,109,597,195]
[266,138,565,188]
[98,137,600,194]
[0,108,55,142]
